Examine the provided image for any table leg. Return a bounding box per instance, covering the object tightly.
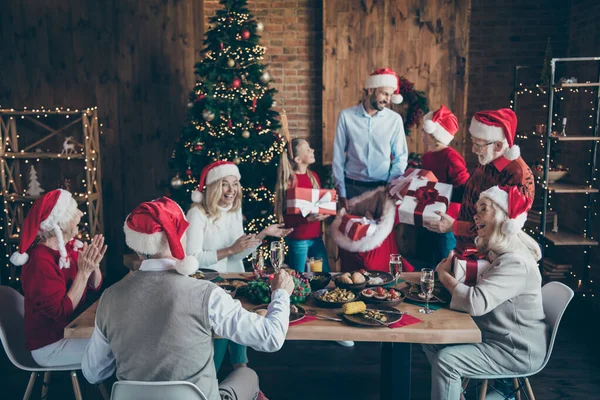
[380,342,411,399]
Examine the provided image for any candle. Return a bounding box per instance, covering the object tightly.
[562,117,567,125]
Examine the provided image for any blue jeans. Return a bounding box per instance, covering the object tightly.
[285,237,330,273]
[213,339,248,372]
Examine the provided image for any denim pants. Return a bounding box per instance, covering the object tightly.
[213,339,248,372]
[285,237,330,273]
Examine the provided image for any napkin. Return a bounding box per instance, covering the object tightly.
[388,314,423,329]
[289,315,318,327]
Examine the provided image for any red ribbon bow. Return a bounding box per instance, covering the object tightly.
[414,186,439,206]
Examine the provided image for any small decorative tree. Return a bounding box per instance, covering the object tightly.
[26,165,45,196]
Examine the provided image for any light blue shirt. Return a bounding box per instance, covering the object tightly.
[332,103,408,197]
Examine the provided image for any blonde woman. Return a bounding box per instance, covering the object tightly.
[186,160,292,393]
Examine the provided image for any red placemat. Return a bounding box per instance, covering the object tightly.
[289,315,318,327]
[388,314,422,329]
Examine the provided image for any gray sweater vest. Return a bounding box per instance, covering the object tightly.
[96,270,219,399]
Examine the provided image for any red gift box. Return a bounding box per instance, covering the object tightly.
[452,253,491,286]
[388,168,438,200]
[338,214,377,241]
[286,188,337,217]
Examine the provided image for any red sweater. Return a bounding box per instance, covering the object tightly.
[21,243,101,350]
[421,147,470,187]
[284,172,323,240]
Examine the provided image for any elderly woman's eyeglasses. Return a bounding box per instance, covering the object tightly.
[472,141,495,150]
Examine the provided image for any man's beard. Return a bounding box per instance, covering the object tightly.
[477,147,496,165]
[370,96,386,111]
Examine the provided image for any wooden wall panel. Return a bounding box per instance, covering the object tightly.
[0,0,204,282]
[322,0,471,164]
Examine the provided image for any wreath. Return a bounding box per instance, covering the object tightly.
[395,77,429,135]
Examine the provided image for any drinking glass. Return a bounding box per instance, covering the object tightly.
[270,241,284,272]
[419,268,435,314]
[389,254,403,286]
[251,251,265,276]
[310,257,323,272]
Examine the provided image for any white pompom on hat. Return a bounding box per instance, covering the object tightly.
[190,161,241,203]
[124,196,198,275]
[479,185,532,235]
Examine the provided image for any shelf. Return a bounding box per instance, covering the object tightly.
[2,193,98,203]
[1,152,85,159]
[557,82,600,88]
[545,231,598,246]
[551,136,600,142]
[547,183,599,193]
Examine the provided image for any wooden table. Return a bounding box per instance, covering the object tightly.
[65,272,481,399]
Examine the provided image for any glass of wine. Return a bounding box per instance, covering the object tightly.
[251,251,265,276]
[419,268,435,314]
[389,254,403,286]
[270,241,284,273]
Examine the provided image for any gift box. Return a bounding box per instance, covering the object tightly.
[452,253,491,286]
[338,214,377,241]
[388,168,438,200]
[396,180,453,226]
[286,188,337,217]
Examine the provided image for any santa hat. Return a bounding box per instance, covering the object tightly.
[423,105,459,145]
[479,185,532,235]
[364,68,403,104]
[10,189,75,269]
[123,197,198,276]
[191,161,241,203]
[469,108,520,160]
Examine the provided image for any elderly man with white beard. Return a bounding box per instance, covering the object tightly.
[424,108,535,254]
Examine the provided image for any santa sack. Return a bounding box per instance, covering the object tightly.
[330,187,396,253]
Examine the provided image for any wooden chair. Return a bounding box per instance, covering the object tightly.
[462,281,574,400]
[110,381,208,400]
[0,285,108,400]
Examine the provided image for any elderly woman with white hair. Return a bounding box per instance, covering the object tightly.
[423,185,548,400]
[10,189,106,367]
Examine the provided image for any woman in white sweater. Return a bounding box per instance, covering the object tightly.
[186,161,292,379]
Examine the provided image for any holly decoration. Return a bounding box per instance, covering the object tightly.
[239,269,311,304]
[394,76,429,135]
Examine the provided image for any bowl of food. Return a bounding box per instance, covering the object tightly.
[303,272,332,291]
[532,167,568,183]
[333,272,367,291]
[312,288,357,308]
[360,287,405,306]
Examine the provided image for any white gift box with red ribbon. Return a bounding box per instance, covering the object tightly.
[388,168,438,201]
[396,179,453,226]
[338,214,377,241]
[286,188,337,217]
[452,254,491,286]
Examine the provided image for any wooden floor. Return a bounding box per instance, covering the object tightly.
[1,297,599,400]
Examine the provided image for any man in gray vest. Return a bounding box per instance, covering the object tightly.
[82,197,294,400]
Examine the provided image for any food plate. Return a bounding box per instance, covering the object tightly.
[333,272,367,290]
[217,278,249,289]
[403,283,441,303]
[312,288,357,308]
[303,272,332,291]
[251,304,306,323]
[360,288,405,306]
[360,270,395,286]
[341,305,403,327]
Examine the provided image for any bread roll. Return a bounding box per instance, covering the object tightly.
[351,272,365,284]
[338,275,353,284]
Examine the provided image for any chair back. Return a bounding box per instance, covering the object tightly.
[0,285,39,370]
[537,281,574,372]
[110,381,209,400]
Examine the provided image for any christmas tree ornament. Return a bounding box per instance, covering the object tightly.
[194,142,204,152]
[256,22,264,32]
[26,165,45,196]
[187,102,194,109]
[259,71,271,83]
[186,168,193,176]
[251,98,257,112]
[233,157,241,165]
[227,119,233,128]
[195,94,206,102]
[227,58,235,68]
[202,110,215,121]
[241,29,251,40]
[272,100,277,107]
[219,42,224,50]
[232,77,242,88]
[256,124,263,131]
[242,130,250,138]
[170,174,184,189]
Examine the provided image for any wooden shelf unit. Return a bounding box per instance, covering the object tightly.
[546,183,599,193]
[545,231,599,246]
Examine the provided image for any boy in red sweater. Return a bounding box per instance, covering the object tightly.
[419,105,469,264]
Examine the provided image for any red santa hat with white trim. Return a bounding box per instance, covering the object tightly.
[364,68,403,104]
[10,189,76,269]
[469,108,520,160]
[479,185,532,235]
[423,104,459,145]
[123,196,198,275]
[191,160,241,203]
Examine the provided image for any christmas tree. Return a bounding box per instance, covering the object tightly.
[540,37,553,86]
[171,0,283,241]
[26,165,45,196]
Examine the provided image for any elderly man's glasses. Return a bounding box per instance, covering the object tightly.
[472,141,495,150]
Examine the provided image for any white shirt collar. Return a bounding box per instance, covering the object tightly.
[139,258,177,272]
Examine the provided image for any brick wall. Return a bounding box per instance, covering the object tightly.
[204,0,323,155]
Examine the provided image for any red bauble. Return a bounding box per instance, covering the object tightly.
[195,94,205,102]
[227,119,233,128]
[194,143,203,152]
[232,77,241,88]
[256,124,263,131]
[219,42,224,50]
[241,29,250,40]
[185,168,193,176]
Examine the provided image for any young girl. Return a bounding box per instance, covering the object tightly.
[420,105,470,264]
[276,138,330,273]
[186,160,292,381]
